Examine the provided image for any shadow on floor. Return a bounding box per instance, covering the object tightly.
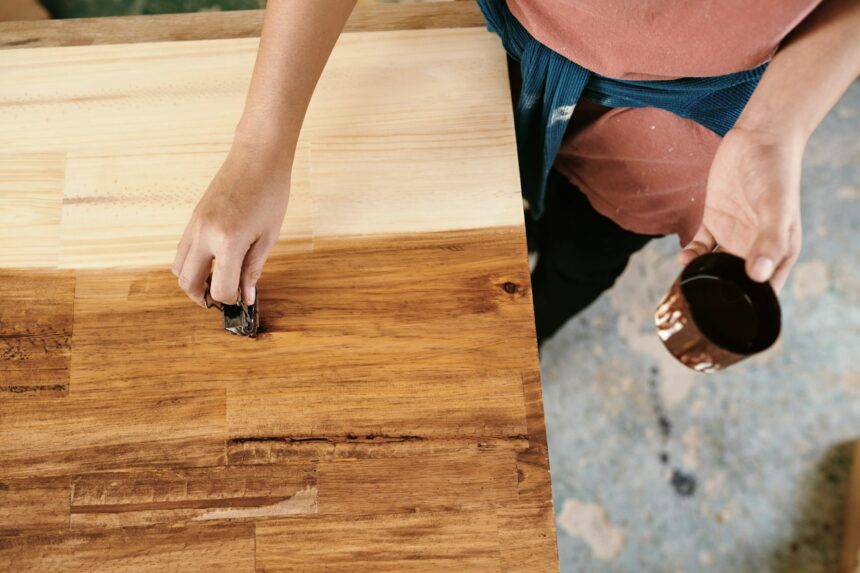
[770,442,853,572]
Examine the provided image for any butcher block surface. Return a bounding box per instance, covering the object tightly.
[0,20,558,573]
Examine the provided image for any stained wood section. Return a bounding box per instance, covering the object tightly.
[842,440,860,573]
[0,3,484,51]
[0,388,226,478]
[256,511,502,573]
[0,523,255,573]
[67,229,535,440]
[317,450,518,515]
[498,503,559,573]
[70,465,318,528]
[0,476,70,535]
[0,269,74,396]
[0,28,518,269]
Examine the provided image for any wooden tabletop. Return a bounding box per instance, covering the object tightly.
[0,5,559,572]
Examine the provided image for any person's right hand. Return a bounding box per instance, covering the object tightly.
[172,139,292,308]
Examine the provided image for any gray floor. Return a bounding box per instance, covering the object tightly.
[542,80,860,572]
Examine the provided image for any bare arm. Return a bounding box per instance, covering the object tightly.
[236,0,357,157]
[172,0,357,307]
[680,0,860,290]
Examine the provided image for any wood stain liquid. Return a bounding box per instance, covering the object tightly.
[680,254,780,355]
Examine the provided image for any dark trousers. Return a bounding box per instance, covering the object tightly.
[527,169,658,347]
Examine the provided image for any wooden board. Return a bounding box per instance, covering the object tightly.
[0,3,484,50]
[842,440,860,573]
[0,20,558,572]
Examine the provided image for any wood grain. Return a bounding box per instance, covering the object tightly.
[0,28,518,269]
[0,3,484,50]
[256,510,502,573]
[317,450,518,515]
[0,17,558,571]
[0,269,74,396]
[0,388,226,478]
[0,154,63,268]
[0,476,70,535]
[0,523,255,573]
[70,464,318,528]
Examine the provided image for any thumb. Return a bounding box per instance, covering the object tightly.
[239,235,275,305]
[746,216,790,283]
[678,226,716,265]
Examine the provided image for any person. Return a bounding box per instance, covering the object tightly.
[172,0,860,347]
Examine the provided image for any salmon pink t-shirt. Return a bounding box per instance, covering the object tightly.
[506,0,822,243]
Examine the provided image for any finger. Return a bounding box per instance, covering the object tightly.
[769,224,802,293]
[171,225,193,277]
[209,242,246,305]
[678,226,716,265]
[745,208,791,283]
[240,234,276,305]
[177,243,214,308]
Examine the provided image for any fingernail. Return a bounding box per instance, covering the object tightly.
[246,285,256,305]
[750,256,775,282]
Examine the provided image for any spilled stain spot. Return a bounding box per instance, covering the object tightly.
[647,367,672,440]
[670,469,697,497]
[648,366,698,497]
[556,498,625,559]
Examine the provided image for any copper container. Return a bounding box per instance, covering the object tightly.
[655,252,781,372]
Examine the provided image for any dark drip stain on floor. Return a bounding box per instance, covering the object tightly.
[647,366,697,498]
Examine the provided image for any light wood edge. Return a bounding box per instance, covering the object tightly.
[0,2,485,50]
[842,440,860,573]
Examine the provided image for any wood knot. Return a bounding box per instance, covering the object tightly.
[502,282,518,294]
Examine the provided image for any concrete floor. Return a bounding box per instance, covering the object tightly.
[542,81,860,572]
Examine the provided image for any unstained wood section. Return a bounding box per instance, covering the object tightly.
[0,28,519,269]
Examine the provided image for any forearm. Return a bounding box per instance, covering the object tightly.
[735,0,860,143]
[235,0,357,156]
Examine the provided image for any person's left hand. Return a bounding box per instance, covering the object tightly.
[678,125,805,292]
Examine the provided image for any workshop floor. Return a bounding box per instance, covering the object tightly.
[28,1,860,570]
[543,81,860,572]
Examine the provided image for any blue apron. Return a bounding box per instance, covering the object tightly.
[476,0,767,219]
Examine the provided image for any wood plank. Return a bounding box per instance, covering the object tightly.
[0,28,517,268]
[0,3,484,50]
[0,154,63,268]
[228,436,528,465]
[0,269,74,397]
[498,502,559,573]
[66,229,534,440]
[70,464,317,528]
[317,450,518,515]
[0,19,558,569]
[0,523,255,572]
[516,369,555,504]
[0,476,70,535]
[842,440,860,573]
[0,388,226,478]
[256,510,502,573]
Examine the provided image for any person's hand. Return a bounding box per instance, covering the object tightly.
[172,139,291,307]
[678,125,805,292]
